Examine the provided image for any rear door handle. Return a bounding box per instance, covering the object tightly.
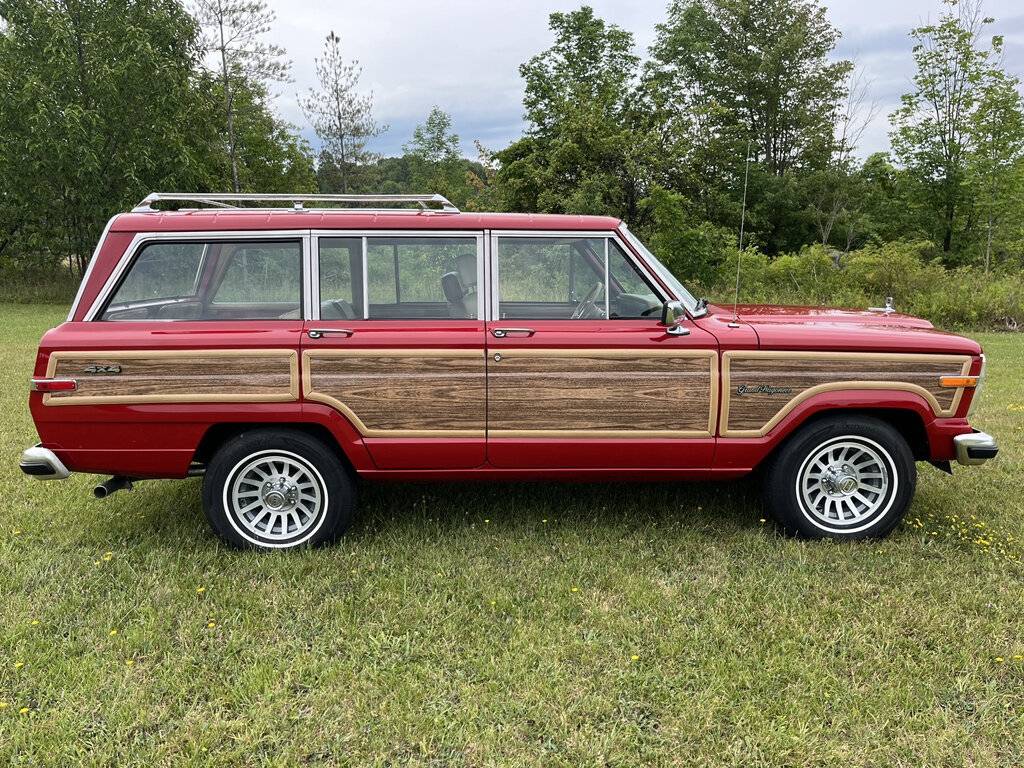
[307,328,354,339]
[491,328,535,338]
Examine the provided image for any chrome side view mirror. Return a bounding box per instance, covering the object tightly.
[660,300,691,336]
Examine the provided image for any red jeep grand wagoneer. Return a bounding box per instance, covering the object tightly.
[20,193,998,549]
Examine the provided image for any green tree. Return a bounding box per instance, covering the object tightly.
[300,31,386,194]
[403,107,471,205]
[0,0,212,273]
[889,0,1011,258]
[967,63,1024,271]
[649,0,853,253]
[650,0,851,176]
[193,0,290,193]
[493,6,660,224]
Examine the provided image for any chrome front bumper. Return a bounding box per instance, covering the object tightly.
[953,431,999,467]
[19,445,70,480]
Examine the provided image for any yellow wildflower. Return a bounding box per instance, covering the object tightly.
[207,621,216,628]
[30,620,39,626]
[109,629,118,636]
[630,655,640,662]
[14,662,24,670]
[19,707,29,715]
[195,587,206,594]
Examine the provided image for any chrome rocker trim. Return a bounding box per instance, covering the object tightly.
[19,445,71,480]
[953,431,999,466]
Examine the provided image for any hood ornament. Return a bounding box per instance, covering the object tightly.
[868,296,896,315]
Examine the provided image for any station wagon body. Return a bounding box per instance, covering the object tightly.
[21,193,998,548]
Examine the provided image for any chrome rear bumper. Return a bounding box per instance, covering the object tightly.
[953,431,999,466]
[19,445,70,480]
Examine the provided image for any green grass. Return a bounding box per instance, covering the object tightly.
[2,304,1022,766]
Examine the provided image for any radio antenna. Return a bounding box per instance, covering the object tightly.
[729,137,753,328]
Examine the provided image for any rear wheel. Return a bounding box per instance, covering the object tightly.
[762,415,915,540]
[202,429,354,550]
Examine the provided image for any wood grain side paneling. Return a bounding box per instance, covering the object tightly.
[44,349,299,406]
[488,349,718,438]
[721,351,973,437]
[303,349,486,437]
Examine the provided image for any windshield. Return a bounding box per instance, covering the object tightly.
[619,226,700,314]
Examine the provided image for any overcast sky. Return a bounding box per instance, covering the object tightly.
[263,0,1024,160]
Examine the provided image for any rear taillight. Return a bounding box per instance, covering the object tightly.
[30,378,77,393]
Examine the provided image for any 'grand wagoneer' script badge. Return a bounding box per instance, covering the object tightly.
[735,384,793,396]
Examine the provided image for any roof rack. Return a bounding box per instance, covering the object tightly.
[132,192,460,214]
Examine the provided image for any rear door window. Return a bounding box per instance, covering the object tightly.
[315,235,480,320]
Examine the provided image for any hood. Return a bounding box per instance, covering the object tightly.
[702,303,981,356]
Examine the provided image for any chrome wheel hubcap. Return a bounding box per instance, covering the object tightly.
[797,437,895,532]
[226,451,325,545]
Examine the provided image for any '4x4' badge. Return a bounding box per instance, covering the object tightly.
[83,364,121,375]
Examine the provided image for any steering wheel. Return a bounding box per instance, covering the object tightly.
[570,282,603,320]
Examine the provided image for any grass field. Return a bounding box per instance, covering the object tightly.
[1,303,1022,766]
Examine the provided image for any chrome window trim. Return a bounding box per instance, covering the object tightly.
[84,229,311,321]
[67,214,118,321]
[309,229,485,322]
[488,230,669,321]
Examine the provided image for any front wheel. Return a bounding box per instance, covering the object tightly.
[762,415,916,540]
[202,429,355,550]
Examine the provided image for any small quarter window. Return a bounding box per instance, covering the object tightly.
[100,239,302,321]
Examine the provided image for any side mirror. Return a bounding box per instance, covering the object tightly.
[660,300,690,336]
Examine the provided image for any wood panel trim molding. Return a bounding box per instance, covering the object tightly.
[302,348,486,438]
[43,349,300,406]
[720,350,973,438]
[488,347,719,439]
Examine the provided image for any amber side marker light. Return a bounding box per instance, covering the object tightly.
[30,378,77,393]
[939,375,979,388]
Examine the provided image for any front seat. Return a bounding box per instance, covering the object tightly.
[441,272,468,318]
[441,254,479,319]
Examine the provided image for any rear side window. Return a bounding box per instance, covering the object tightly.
[100,239,302,321]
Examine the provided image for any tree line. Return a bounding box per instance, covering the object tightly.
[1,0,1023,318]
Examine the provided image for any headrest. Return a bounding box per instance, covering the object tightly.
[441,271,465,304]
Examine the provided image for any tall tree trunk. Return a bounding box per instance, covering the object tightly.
[218,9,240,193]
[984,213,993,273]
[943,199,955,253]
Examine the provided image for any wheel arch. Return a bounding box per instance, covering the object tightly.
[717,389,937,471]
[190,405,374,475]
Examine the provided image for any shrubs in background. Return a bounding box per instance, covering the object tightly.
[705,241,1023,330]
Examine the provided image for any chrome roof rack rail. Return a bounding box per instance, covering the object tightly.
[132,192,460,213]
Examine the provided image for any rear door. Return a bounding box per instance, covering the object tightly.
[485,231,718,469]
[301,230,487,469]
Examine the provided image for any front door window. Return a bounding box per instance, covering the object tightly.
[495,236,660,320]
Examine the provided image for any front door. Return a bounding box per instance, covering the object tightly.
[485,232,718,469]
[301,231,487,469]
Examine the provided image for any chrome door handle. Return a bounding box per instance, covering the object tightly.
[307,328,354,339]
[491,328,535,338]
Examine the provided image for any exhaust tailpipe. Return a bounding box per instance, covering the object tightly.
[93,476,133,499]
